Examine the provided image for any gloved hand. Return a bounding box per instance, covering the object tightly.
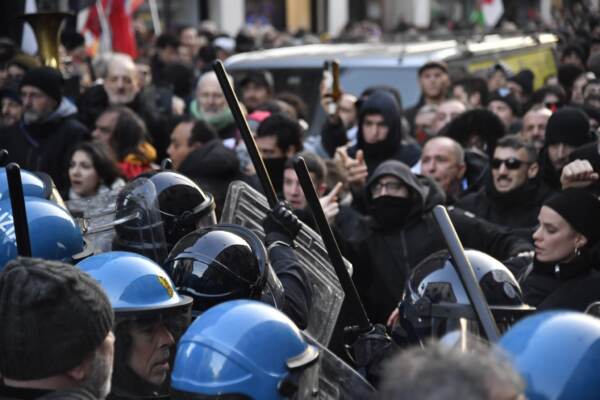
[262,200,302,246]
[350,324,397,386]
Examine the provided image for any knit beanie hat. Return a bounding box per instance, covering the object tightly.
[488,88,522,116]
[0,257,114,380]
[20,66,63,104]
[544,188,600,244]
[508,69,534,95]
[545,106,593,147]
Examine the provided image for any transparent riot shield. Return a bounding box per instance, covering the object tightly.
[220,180,351,346]
[70,178,169,263]
[296,333,376,399]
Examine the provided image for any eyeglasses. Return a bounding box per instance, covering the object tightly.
[491,157,530,170]
[371,180,404,196]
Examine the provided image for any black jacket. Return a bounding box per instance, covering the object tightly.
[456,175,555,240]
[346,160,533,324]
[521,253,600,312]
[0,99,89,192]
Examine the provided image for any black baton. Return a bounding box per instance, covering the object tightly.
[294,157,372,333]
[6,163,32,257]
[212,60,278,207]
[432,205,500,342]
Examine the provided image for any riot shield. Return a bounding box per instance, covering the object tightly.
[221,180,351,346]
[69,178,169,263]
[297,332,376,399]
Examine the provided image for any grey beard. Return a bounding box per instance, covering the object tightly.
[23,110,45,124]
[82,348,113,400]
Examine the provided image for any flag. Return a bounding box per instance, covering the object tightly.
[81,0,144,58]
[481,0,504,27]
[21,0,38,55]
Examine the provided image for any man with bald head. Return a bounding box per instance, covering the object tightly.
[104,53,140,106]
[420,136,466,202]
[189,71,236,140]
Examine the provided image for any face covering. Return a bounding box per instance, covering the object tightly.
[264,157,287,193]
[369,195,413,229]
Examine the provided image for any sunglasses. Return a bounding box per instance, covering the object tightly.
[491,157,529,170]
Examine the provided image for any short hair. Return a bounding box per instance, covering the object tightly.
[379,341,524,400]
[196,70,232,92]
[451,76,489,105]
[417,104,438,116]
[285,151,327,185]
[256,113,303,153]
[190,119,218,145]
[276,92,309,121]
[495,134,538,162]
[106,53,135,77]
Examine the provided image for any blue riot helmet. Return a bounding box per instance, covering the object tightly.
[499,311,600,400]
[398,249,533,343]
[78,251,193,399]
[163,224,277,315]
[112,172,216,263]
[171,300,319,400]
[0,167,65,206]
[0,196,90,270]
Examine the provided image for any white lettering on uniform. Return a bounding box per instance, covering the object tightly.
[0,211,16,240]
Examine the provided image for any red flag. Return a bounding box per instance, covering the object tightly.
[109,0,137,58]
[81,0,143,58]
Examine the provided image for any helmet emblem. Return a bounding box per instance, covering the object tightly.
[158,275,174,298]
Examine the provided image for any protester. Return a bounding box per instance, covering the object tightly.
[65,141,125,200]
[0,66,89,192]
[419,136,466,203]
[457,135,554,238]
[0,257,115,400]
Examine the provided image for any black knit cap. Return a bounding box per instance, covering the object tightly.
[545,106,593,147]
[20,66,64,104]
[544,188,600,245]
[488,88,522,116]
[0,257,114,380]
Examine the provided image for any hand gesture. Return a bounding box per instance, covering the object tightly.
[560,159,599,189]
[336,147,368,191]
[319,182,343,224]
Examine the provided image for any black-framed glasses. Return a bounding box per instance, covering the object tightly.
[370,181,404,196]
[491,157,529,170]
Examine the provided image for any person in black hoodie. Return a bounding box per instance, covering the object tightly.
[0,67,89,192]
[456,135,555,239]
[515,188,600,312]
[538,106,595,190]
[345,159,532,324]
[347,90,421,174]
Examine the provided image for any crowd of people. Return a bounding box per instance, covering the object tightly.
[2,6,600,400]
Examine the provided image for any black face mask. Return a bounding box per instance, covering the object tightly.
[263,157,287,193]
[369,196,413,229]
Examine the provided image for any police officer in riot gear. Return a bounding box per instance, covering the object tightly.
[163,200,312,329]
[77,251,193,400]
[112,171,217,263]
[170,300,320,400]
[390,249,533,345]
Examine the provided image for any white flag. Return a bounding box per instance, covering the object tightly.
[21,0,38,55]
[482,0,504,27]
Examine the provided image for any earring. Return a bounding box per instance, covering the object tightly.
[575,246,581,257]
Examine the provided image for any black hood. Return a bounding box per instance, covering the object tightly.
[356,91,403,158]
[365,160,446,220]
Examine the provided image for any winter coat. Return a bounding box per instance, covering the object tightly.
[0,98,89,192]
[0,384,98,400]
[456,175,555,240]
[346,160,533,324]
[519,253,600,311]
